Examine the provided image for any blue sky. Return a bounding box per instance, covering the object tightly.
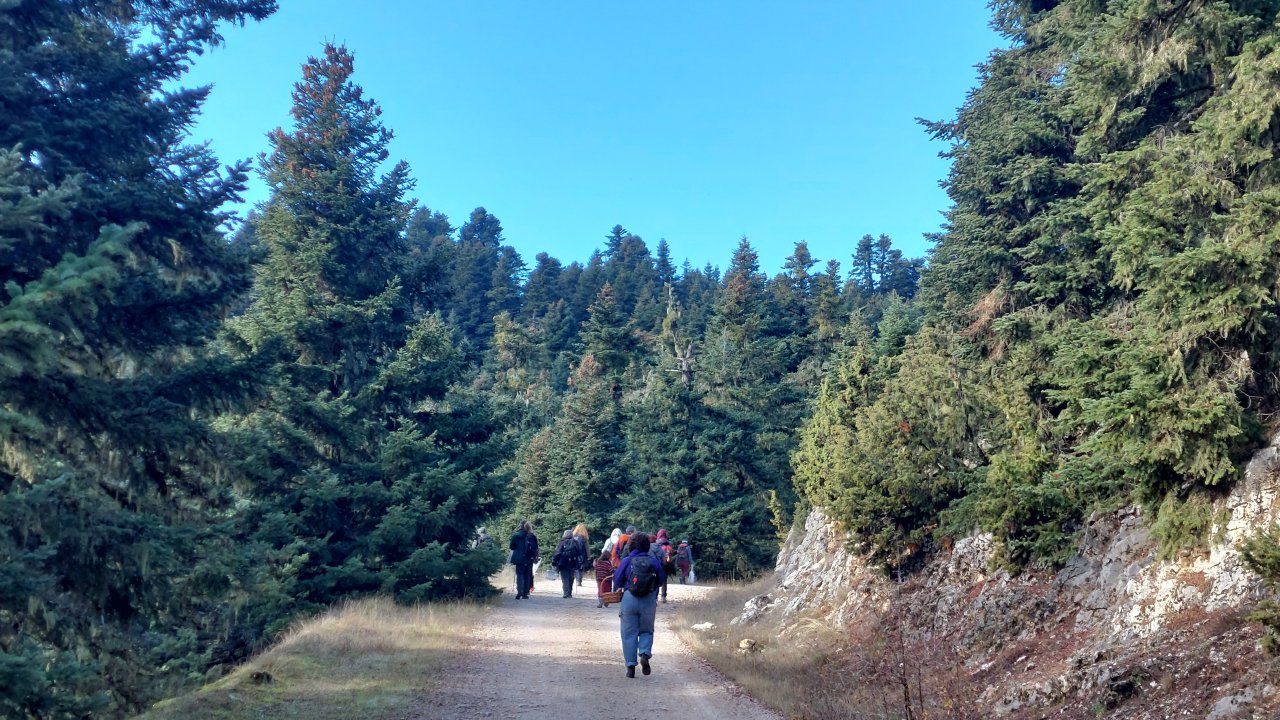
[188,2,1002,275]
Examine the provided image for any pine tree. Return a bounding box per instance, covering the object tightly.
[224,45,506,640]
[579,283,643,381]
[0,1,274,715]
[516,356,627,537]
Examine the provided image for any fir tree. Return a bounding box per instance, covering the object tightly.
[0,1,274,715]
[224,45,506,640]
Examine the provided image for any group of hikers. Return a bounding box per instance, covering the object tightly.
[504,521,697,679]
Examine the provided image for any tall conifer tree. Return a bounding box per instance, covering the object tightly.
[0,1,274,715]
[225,45,506,632]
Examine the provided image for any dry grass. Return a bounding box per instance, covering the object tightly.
[673,575,982,720]
[671,574,863,719]
[137,597,486,720]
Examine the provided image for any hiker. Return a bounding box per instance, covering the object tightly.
[611,525,637,567]
[649,529,676,603]
[594,549,615,608]
[472,526,492,549]
[509,520,538,599]
[602,527,622,558]
[675,540,693,584]
[572,523,590,587]
[613,532,665,678]
[553,529,584,598]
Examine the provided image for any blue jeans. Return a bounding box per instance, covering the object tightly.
[618,590,657,666]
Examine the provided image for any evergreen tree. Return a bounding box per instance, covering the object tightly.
[579,283,643,381]
[674,261,720,339]
[402,206,455,314]
[521,252,566,321]
[224,45,506,641]
[655,238,678,289]
[516,356,627,538]
[691,238,799,574]
[0,1,274,715]
[810,258,846,361]
[448,206,520,348]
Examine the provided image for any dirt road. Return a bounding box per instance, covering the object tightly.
[416,573,781,720]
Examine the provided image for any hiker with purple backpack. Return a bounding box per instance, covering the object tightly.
[613,532,666,678]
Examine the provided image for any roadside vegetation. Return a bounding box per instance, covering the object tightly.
[673,575,981,720]
[137,598,486,720]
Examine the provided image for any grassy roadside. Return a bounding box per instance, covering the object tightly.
[670,574,861,719]
[136,597,488,720]
[672,575,984,720]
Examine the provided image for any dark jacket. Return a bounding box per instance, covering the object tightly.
[553,537,583,570]
[573,535,591,571]
[509,530,538,567]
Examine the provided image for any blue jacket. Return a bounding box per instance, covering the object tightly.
[613,549,666,593]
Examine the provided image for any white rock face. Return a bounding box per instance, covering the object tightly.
[736,435,1280,714]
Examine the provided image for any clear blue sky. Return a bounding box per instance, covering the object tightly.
[188,1,1003,275]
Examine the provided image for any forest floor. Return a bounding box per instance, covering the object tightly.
[137,573,780,720]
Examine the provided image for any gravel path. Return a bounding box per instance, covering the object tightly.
[415,574,781,720]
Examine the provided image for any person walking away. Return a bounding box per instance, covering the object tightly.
[613,533,665,678]
[611,525,637,567]
[472,526,492,549]
[572,523,590,587]
[594,549,614,608]
[650,529,675,603]
[675,540,692,584]
[509,521,538,599]
[602,527,622,559]
[553,529,583,598]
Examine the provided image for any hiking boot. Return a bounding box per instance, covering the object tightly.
[597,599,603,608]
[640,654,651,675]
[626,666,636,679]
[661,596,667,603]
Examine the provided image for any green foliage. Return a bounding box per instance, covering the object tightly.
[1147,491,1220,561]
[1243,525,1280,654]
[798,0,1280,577]
[0,1,275,715]
[220,44,506,662]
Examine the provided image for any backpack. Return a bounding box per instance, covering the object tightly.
[659,542,677,572]
[553,538,577,568]
[625,555,659,597]
[649,542,672,571]
[524,534,540,563]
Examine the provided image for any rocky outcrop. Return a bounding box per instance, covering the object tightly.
[736,435,1280,718]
